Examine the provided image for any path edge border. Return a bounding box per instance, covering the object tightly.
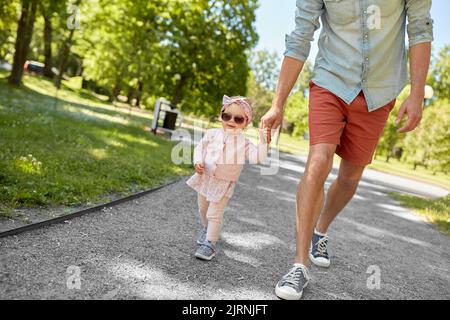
[0,177,184,239]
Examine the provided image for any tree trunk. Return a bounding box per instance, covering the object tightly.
[54,28,75,89]
[171,75,188,107]
[54,0,81,89]
[127,87,134,105]
[43,13,53,79]
[135,80,143,107]
[9,0,38,86]
[112,83,121,101]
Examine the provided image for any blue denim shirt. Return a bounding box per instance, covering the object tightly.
[284,0,434,111]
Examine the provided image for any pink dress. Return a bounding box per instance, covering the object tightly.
[186,173,236,203]
[186,128,267,203]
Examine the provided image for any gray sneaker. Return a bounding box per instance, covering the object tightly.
[275,264,310,300]
[309,231,330,268]
[195,241,216,261]
[196,227,207,245]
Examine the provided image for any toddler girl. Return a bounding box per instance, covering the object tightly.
[186,95,270,261]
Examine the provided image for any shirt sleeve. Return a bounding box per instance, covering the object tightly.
[284,0,324,62]
[193,129,214,165]
[245,130,268,165]
[405,0,434,47]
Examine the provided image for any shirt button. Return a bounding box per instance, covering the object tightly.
[363,10,367,14]
[364,34,368,39]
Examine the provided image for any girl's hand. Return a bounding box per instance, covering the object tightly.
[264,127,271,145]
[194,163,204,175]
[260,107,284,144]
[259,127,271,145]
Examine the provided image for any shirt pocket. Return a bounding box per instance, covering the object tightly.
[323,0,356,25]
[371,0,400,17]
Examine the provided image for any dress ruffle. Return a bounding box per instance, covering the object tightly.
[186,173,235,203]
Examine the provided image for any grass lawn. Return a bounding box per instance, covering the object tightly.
[0,71,192,219]
[369,158,450,191]
[390,193,450,236]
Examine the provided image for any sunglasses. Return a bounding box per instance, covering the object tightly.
[221,112,246,125]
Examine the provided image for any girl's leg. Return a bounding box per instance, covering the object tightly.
[197,193,209,228]
[206,196,230,244]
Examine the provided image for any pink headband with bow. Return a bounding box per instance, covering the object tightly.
[221,95,253,124]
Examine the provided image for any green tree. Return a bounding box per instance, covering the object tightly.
[246,70,273,127]
[8,0,38,86]
[375,85,409,162]
[247,49,278,127]
[158,0,258,115]
[282,62,312,136]
[429,45,450,101]
[402,101,450,173]
[250,49,279,91]
[78,0,166,105]
[293,61,313,96]
[37,0,66,78]
[0,0,19,62]
[54,0,82,89]
[284,90,308,136]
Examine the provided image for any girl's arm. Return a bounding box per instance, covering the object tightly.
[193,129,214,165]
[245,129,269,164]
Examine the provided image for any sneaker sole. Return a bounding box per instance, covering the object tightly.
[275,281,309,300]
[195,252,215,261]
[309,253,330,268]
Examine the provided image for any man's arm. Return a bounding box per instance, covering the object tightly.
[272,57,304,112]
[396,0,433,133]
[260,0,323,137]
[396,43,431,133]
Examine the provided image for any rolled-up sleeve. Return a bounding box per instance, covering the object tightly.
[406,0,434,47]
[284,0,324,62]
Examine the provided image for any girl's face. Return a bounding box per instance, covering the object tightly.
[221,103,248,131]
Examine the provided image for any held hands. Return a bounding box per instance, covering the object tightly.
[194,163,204,175]
[396,94,424,133]
[259,107,284,144]
[259,127,271,145]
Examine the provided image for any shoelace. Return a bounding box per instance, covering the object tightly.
[200,241,215,252]
[283,266,308,287]
[316,236,329,257]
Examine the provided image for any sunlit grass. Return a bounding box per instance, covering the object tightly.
[390,193,450,236]
[369,158,450,190]
[0,71,192,217]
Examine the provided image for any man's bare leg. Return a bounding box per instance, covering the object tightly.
[315,159,366,234]
[294,144,336,265]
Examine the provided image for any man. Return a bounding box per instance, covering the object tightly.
[260,0,433,300]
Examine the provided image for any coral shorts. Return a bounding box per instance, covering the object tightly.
[308,81,396,166]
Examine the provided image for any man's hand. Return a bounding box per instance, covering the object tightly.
[194,163,204,175]
[259,107,284,144]
[395,94,424,133]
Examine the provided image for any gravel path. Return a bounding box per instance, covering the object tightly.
[1,152,449,300]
